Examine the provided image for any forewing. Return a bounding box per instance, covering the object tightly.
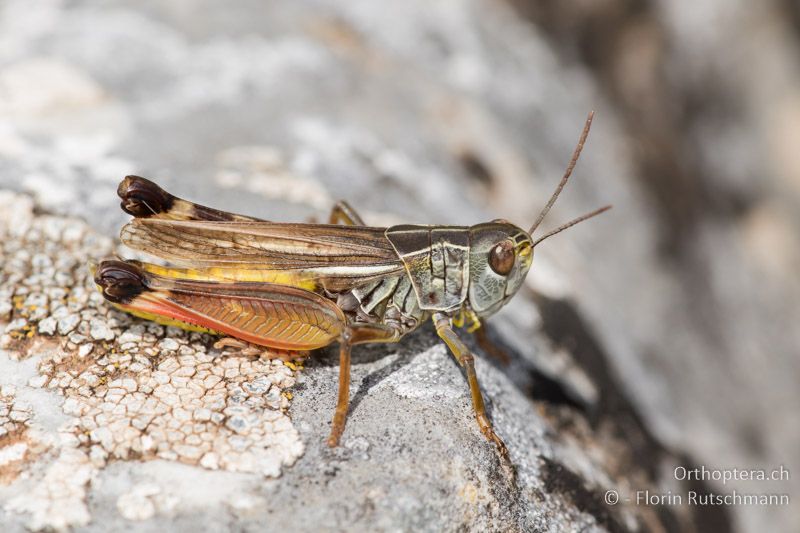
[121,219,404,291]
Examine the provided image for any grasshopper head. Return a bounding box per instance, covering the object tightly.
[467,113,612,317]
[467,222,533,317]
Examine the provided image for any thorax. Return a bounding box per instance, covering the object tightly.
[385,225,471,313]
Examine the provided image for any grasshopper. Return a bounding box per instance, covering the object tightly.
[94,112,609,457]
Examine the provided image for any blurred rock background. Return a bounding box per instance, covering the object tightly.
[0,1,798,532]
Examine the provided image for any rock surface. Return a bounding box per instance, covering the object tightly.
[1,1,798,532]
[0,190,701,532]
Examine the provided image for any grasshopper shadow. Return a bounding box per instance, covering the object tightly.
[305,318,588,422]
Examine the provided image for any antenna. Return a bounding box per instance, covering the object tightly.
[528,111,594,236]
[532,205,611,247]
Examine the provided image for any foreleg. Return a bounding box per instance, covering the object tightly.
[433,313,509,460]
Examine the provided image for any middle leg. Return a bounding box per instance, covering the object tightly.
[327,323,400,447]
[327,334,353,447]
[328,200,366,226]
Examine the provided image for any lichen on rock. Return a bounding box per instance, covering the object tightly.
[0,191,304,530]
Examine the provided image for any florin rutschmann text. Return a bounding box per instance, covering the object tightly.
[636,490,789,506]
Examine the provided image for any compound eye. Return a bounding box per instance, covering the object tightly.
[488,240,515,276]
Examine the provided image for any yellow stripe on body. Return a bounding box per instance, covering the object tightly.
[134,263,318,291]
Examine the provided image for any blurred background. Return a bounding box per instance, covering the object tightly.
[1,1,798,531]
